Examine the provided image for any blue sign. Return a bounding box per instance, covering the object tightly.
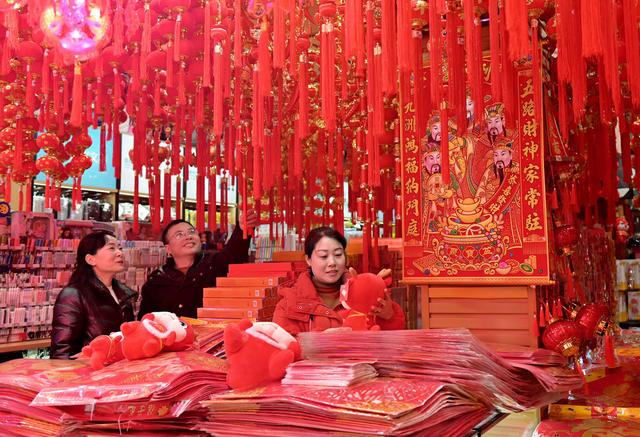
[35,128,117,190]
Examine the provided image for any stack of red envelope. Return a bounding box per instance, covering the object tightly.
[198,378,495,436]
[281,359,378,387]
[190,323,226,356]
[30,351,228,434]
[0,359,93,436]
[298,328,583,412]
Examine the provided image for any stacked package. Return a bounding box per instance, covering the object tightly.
[198,378,495,436]
[27,351,227,435]
[299,328,583,413]
[197,262,306,323]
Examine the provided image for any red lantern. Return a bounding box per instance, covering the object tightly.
[575,304,610,340]
[555,224,579,255]
[66,132,92,156]
[66,154,93,177]
[36,132,61,155]
[0,149,13,172]
[22,139,39,157]
[542,319,585,357]
[36,154,64,176]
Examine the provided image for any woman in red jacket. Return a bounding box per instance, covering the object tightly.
[273,227,405,335]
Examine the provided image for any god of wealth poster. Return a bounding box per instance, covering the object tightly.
[401,67,550,284]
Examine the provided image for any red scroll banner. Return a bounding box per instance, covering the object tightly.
[401,66,549,284]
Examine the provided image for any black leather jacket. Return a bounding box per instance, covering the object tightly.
[50,277,137,359]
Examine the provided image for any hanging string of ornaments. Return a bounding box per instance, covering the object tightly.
[0,0,638,269]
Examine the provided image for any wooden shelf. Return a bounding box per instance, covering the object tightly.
[0,339,50,353]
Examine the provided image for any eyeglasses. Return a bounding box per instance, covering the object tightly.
[170,228,198,241]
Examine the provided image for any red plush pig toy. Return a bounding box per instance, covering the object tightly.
[224,319,301,390]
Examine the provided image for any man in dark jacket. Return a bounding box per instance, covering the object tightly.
[138,211,258,319]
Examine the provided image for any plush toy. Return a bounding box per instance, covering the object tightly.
[339,268,392,331]
[141,312,195,351]
[224,319,301,390]
[82,331,125,370]
[120,318,177,361]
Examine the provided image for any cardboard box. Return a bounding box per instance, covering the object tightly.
[197,306,275,319]
[216,276,285,287]
[229,262,295,273]
[202,296,277,309]
[203,287,276,298]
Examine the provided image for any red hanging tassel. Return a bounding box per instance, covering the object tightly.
[100,127,106,171]
[258,20,272,99]
[532,314,539,337]
[140,2,151,81]
[153,71,161,117]
[196,173,205,232]
[544,300,551,322]
[429,0,442,103]
[25,180,31,213]
[395,0,411,72]
[581,0,603,58]
[344,0,356,59]
[601,0,622,117]
[209,170,216,232]
[178,61,186,106]
[288,0,297,76]
[273,0,286,69]
[133,172,139,234]
[203,1,211,87]
[488,0,502,101]
[574,357,589,394]
[623,0,640,107]
[298,38,310,139]
[3,173,10,203]
[174,13,182,63]
[175,176,181,220]
[381,0,397,97]
[605,330,616,368]
[111,120,120,178]
[354,0,365,77]
[441,104,450,184]
[464,0,482,122]
[213,39,224,137]
[70,62,83,127]
[504,0,529,61]
[163,170,171,226]
[166,42,174,88]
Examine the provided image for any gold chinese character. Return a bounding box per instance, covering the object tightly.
[525,187,541,208]
[520,79,534,98]
[497,194,507,205]
[406,198,419,216]
[404,116,416,132]
[509,174,518,185]
[407,219,419,236]
[489,203,500,214]
[522,100,535,117]
[404,102,415,113]
[503,185,512,196]
[405,177,419,194]
[404,138,418,153]
[525,212,543,231]
[522,119,538,137]
[523,140,539,159]
[524,163,540,184]
[405,157,418,174]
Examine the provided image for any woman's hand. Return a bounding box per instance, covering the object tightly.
[369,289,394,320]
[239,209,259,229]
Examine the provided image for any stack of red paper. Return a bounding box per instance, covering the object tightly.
[198,378,494,436]
[0,358,93,436]
[30,351,228,434]
[299,328,583,412]
[281,359,378,387]
[190,322,225,356]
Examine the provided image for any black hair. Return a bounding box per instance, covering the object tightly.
[161,219,194,244]
[304,226,347,258]
[67,231,116,287]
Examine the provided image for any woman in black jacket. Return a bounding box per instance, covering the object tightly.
[50,231,137,359]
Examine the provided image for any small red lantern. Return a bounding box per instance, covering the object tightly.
[542,319,585,357]
[36,132,61,153]
[36,154,64,176]
[0,149,14,172]
[555,224,579,255]
[66,154,93,177]
[575,304,610,340]
[66,132,92,156]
